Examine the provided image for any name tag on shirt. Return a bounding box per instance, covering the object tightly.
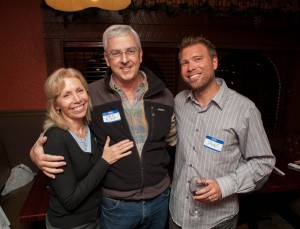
[102,110,121,123]
[204,136,224,152]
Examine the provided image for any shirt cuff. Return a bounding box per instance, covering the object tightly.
[215,176,236,198]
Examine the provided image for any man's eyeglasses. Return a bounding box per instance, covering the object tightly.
[107,47,139,59]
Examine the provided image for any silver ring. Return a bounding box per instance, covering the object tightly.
[209,196,212,201]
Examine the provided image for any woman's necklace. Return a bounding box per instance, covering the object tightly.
[77,134,88,151]
[69,126,88,151]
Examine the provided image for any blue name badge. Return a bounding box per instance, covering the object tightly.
[102,110,121,123]
[203,136,224,152]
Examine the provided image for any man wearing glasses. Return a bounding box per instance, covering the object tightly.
[30,25,176,229]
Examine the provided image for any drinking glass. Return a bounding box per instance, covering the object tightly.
[189,175,207,217]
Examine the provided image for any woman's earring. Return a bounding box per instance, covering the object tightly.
[56,109,60,114]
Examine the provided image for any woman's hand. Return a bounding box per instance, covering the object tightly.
[102,136,134,164]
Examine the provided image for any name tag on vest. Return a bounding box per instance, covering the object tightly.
[102,110,121,123]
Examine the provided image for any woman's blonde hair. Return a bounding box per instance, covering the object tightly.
[43,68,92,131]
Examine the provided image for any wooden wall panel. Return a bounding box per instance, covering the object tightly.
[42,8,300,136]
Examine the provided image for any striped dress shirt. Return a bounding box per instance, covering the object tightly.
[169,78,275,228]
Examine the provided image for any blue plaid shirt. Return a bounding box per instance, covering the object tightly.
[110,72,148,156]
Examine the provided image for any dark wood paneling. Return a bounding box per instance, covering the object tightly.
[42,8,300,137]
[0,110,46,172]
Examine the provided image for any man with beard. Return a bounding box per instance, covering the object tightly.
[169,36,275,229]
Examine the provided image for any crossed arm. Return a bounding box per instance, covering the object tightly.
[30,134,133,179]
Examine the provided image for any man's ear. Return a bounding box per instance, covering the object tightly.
[139,48,143,64]
[104,52,110,67]
[213,56,218,70]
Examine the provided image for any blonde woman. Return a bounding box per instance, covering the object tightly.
[43,68,133,229]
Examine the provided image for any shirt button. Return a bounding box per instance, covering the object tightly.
[186,196,190,199]
[196,129,199,131]
[192,147,195,150]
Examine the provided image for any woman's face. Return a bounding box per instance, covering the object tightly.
[55,77,89,124]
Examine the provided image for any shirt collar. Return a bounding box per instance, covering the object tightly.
[185,77,229,110]
[212,78,228,110]
[109,71,148,92]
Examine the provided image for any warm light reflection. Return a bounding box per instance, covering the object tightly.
[45,0,131,11]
